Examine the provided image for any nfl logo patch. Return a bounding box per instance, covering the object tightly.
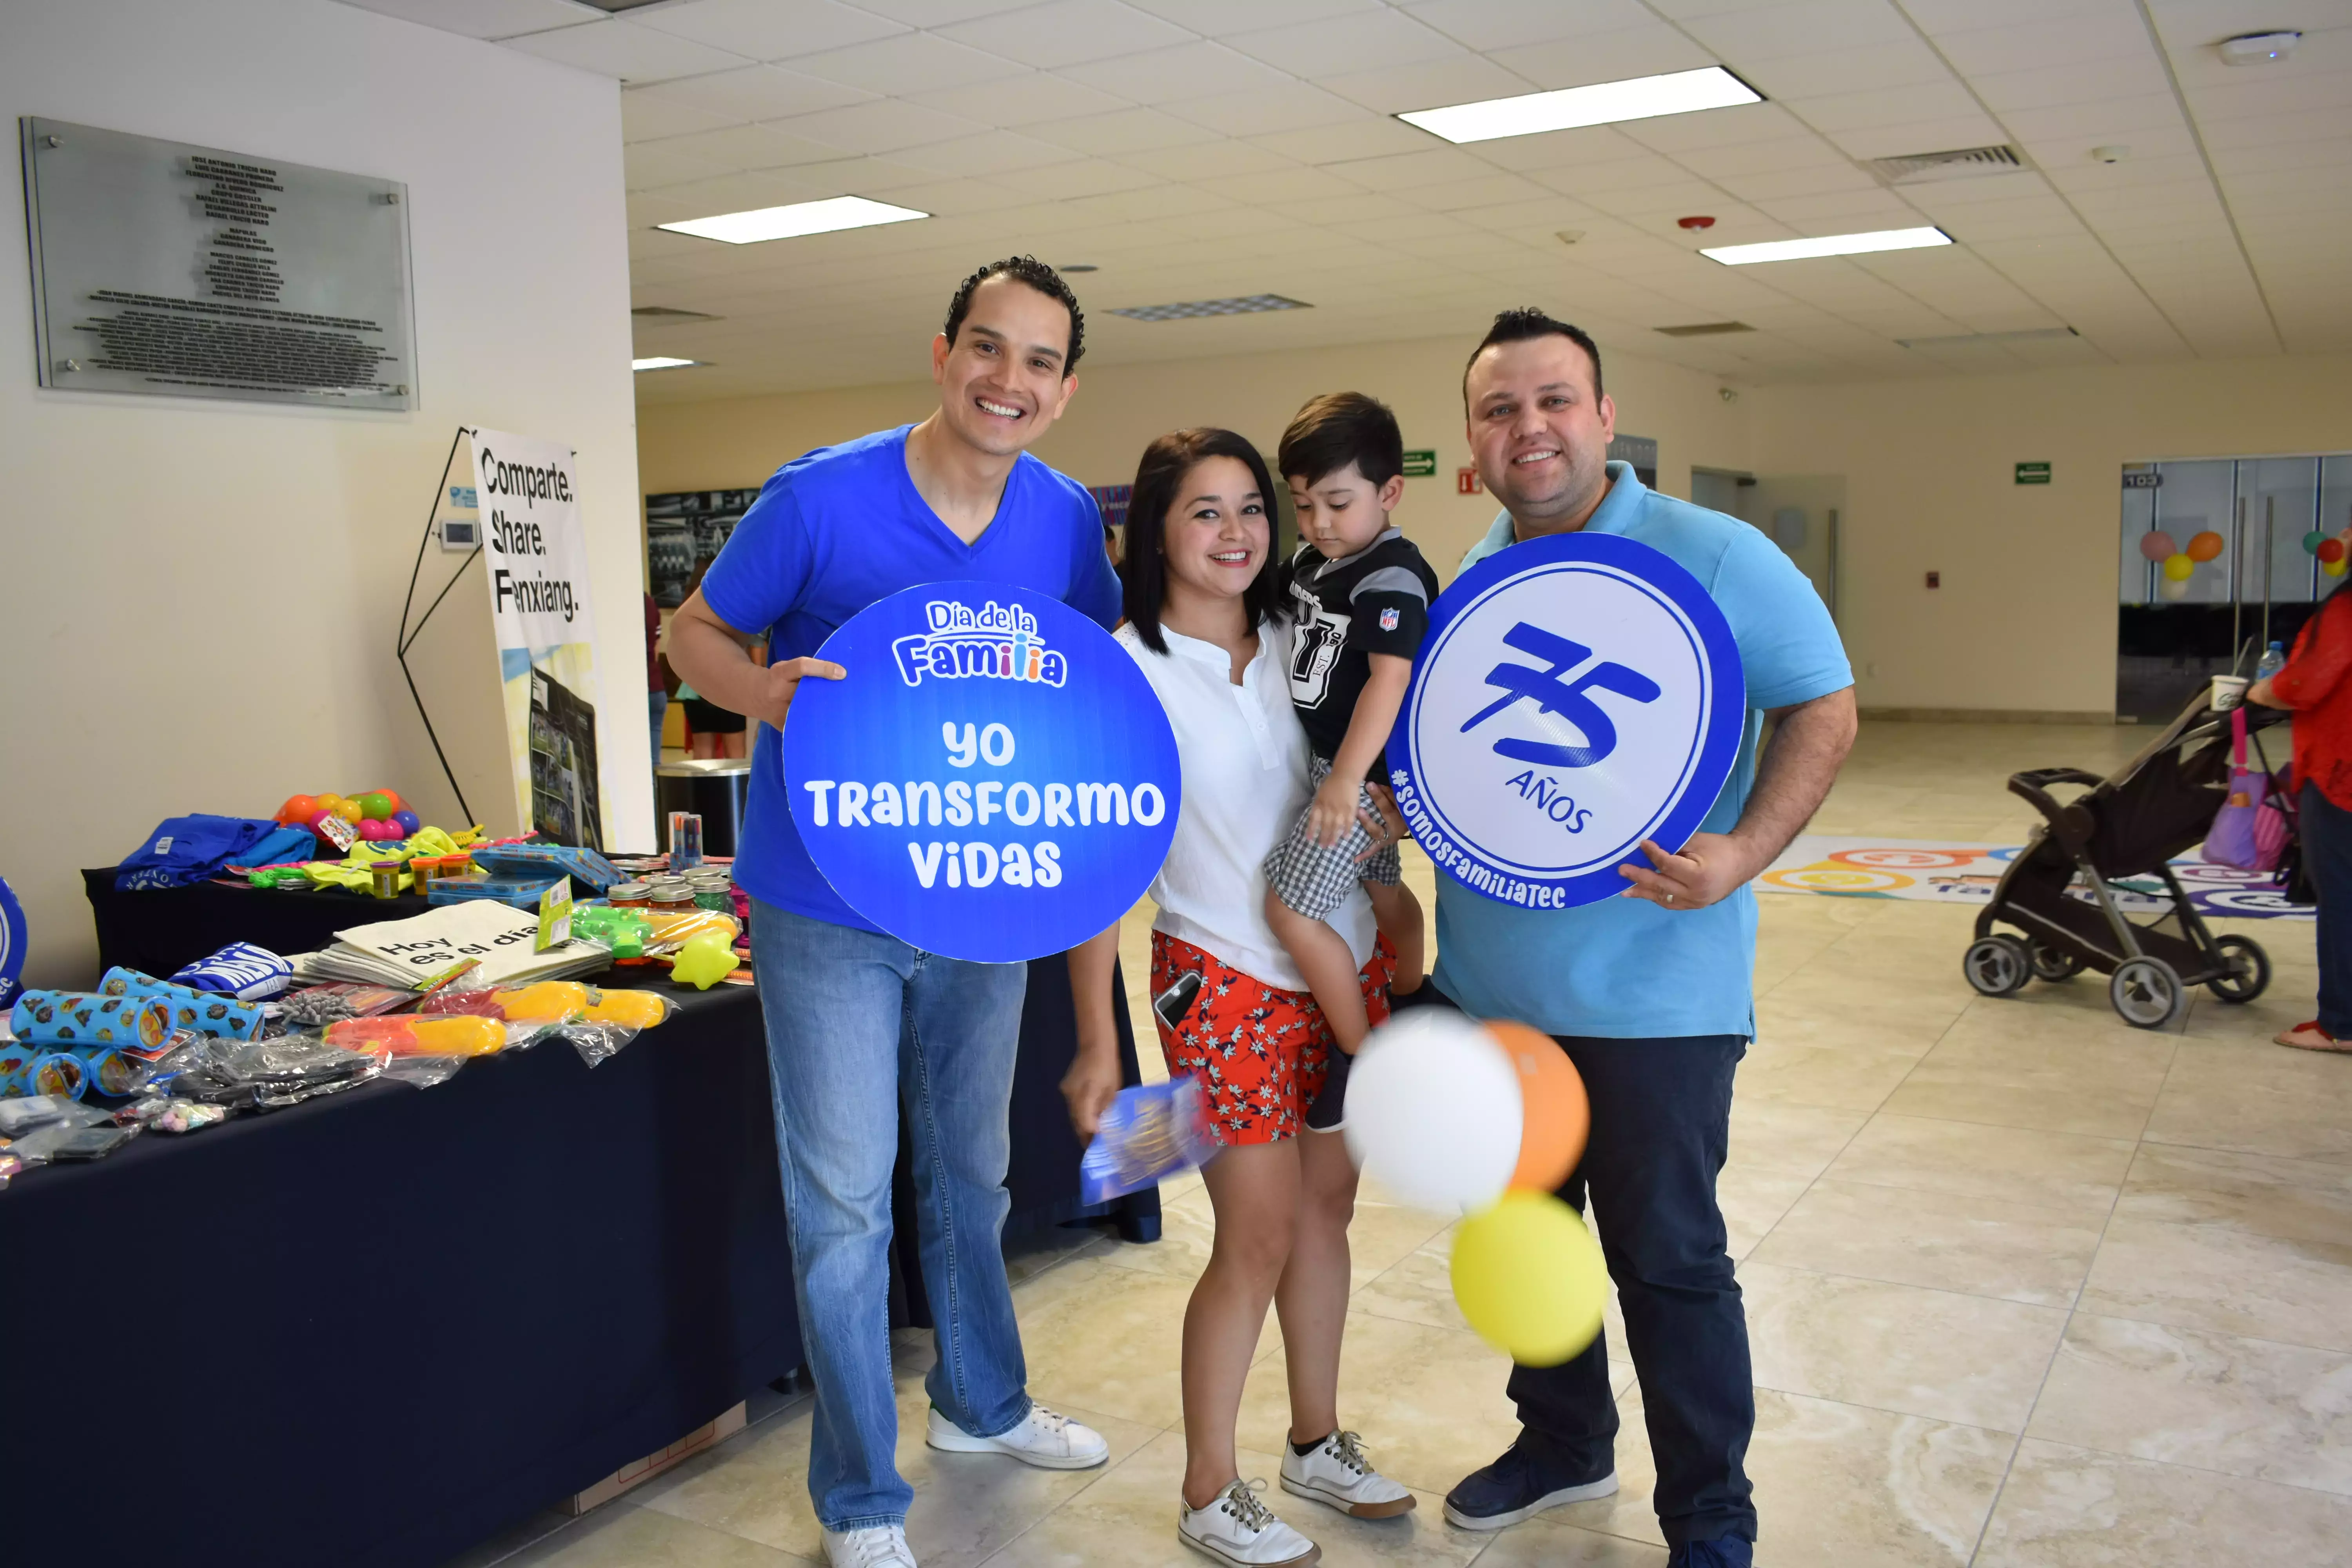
[1378,608,1400,631]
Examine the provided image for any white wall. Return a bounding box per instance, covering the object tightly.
[0,0,647,987]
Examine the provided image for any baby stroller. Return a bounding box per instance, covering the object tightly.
[1962,689,2283,1028]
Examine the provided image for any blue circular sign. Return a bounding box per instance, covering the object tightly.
[783,581,1181,963]
[1387,532,1744,909]
[0,875,23,1012]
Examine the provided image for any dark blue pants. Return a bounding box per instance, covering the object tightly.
[1410,987,1756,1547]
[2301,783,2352,1037]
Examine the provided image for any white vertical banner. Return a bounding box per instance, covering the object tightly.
[471,429,605,848]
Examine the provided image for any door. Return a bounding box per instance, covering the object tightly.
[1750,474,1845,622]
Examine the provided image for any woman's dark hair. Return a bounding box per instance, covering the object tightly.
[1121,428,1288,654]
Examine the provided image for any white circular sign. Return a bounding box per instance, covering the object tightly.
[1387,532,1745,908]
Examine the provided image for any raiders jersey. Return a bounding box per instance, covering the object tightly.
[1283,527,1441,765]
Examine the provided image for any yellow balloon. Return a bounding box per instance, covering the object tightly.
[2163,552,2196,581]
[2327,557,2348,578]
[1450,1191,1607,1367]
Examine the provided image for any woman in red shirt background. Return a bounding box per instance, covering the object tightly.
[2248,584,2352,1052]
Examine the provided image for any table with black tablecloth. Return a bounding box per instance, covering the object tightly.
[2,875,1154,1568]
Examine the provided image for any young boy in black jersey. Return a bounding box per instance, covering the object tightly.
[1264,392,1439,1104]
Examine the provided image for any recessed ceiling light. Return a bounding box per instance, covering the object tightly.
[1655,321,1754,337]
[1108,294,1310,323]
[1057,263,1099,273]
[2219,31,2300,65]
[1702,226,1952,265]
[633,356,703,372]
[1896,327,2079,348]
[657,196,927,245]
[1398,67,1760,146]
[632,305,719,321]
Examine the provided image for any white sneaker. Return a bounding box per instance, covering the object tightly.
[924,1403,1109,1470]
[1178,1479,1320,1566]
[1279,1430,1416,1519]
[822,1524,916,1568]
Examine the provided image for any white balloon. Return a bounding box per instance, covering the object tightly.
[1342,1010,1524,1212]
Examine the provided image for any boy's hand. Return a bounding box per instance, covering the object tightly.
[1356,784,1406,864]
[1059,1050,1123,1142]
[1308,773,1361,848]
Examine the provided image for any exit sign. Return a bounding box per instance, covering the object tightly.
[1401,448,1437,477]
[2015,461,2051,485]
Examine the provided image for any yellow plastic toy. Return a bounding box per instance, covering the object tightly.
[669,931,737,990]
[325,1014,507,1057]
[483,982,673,1029]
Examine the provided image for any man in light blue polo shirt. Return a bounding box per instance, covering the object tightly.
[666,258,1118,1568]
[1429,310,1856,1568]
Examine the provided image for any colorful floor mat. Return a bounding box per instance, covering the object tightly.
[1758,836,2314,921]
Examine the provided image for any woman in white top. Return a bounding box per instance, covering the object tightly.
[1064,428,1416,1566]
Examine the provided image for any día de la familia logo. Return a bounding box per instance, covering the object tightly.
[892,600,1070,688]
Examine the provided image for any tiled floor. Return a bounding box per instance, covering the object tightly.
[458,722,2352,1567]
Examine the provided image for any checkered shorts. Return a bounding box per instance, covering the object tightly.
[1263,756,1401,921]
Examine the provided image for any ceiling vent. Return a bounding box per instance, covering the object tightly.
[1656,321,1754,337]
[1109,294,1310,323]
[1864,144,2026,185]
[632,306,719,321]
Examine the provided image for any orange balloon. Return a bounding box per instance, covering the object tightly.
[1484,1021,1590,1193]
[2187,530,2225,563]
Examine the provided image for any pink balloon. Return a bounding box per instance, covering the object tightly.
[2139,531,2178,563]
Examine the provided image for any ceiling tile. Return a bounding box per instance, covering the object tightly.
[1322,146,1500,192]
[2001,93,2192,144]
[1119,0,1378,29]
[1246,118,1430,166]
[904,71,1132,125]
[1712,164,1883,202]
[1317,55,1536,115]
[652,123,860,171]
[1160,83,1371,136]
[788,31,1029,93]
[847,0,1036,23]
[1486,25,1723,93]
[622,86,738,143]
[642,63,876,120]
[1399,0,1657,52]
[1611,100,1808,153]
[1223,9,1462,76]
[1191,165,1377,205]
[995,158,1164,198]
[1733,40,1956,102]
[1396,172,1556,212]
[889,129,1089,176]
[1930,11,2158,76]
[624,136,740,191]
[1679,0,1918,65]
[632,0,905,60]
[334,0,598,41]
[1463,124,1648,172]
[501,18,751,82]
[782,99,992,154]
[1669,136,1853,180]
[1816,114,2016,161]
[936,0,1194,69]
[1025,105,1225,154]
[1784,80,1987,134]
[1058,40,1294,103]
[1116,138,1296,180]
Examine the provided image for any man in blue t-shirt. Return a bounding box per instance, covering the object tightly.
[666,258,1118,1568]
[1424,312,1856,1568]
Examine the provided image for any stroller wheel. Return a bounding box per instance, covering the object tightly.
[2110,956,2186,1029]
[2029,942,2084,982]
[2206,933,2271,1004]
[1964,935,2032,998]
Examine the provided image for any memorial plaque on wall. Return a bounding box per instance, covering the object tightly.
[20,118,415,410]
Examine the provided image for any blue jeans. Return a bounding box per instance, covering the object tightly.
[750,900,1035,1530]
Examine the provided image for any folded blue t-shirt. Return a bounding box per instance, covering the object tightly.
[698,426,1121,934]
[1432,463,1853,1040]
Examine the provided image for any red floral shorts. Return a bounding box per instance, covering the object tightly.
[1149,930,1397,1147]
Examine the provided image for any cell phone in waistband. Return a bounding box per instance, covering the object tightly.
[1152,970,1203,1032]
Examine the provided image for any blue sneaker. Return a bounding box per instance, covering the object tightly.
[1668,1539,1753,1567]
[1442,1437,1617,1530]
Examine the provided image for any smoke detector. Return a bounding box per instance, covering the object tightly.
[2220,31,2301,65]
[2091,145,2130,164]
[1677,215,1716,230]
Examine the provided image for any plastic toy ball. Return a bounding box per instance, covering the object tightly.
[1344,1010,1524,1212]
[1451,1191,1607,1366]
[2186,529,2225,563]
[1485,1021,1590,1194]
[2162,553,2196,582]
[2329,557,2349,579]
[2321,539,2347,566]
[379,790,407,814]
[670,931,737,990]
[357,791,394,821]
[393,809,422,835]
[2137,531,2176,563]
[315,793,345,814]
[2306,531,2328,556]
[278,794,318,826]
